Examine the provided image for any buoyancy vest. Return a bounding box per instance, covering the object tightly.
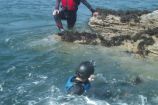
[65,76,91,93]
[61,0,78,11]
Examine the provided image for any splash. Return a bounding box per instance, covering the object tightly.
[27,35,61,49]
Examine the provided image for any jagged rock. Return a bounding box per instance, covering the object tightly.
[147,37,158,56]
[88,9,158,57]
[56,9,158,57]
[59,31,98,45]
[140,10,158,29]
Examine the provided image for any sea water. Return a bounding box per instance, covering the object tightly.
[0,0,158,105]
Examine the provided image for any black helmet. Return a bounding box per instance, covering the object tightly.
[76,61,95,79]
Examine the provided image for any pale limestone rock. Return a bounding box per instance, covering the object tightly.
[140,10,158,28]
[88,9,158,57]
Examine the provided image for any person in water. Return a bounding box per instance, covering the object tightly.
[65,61,95,95]
[53,0,98,32]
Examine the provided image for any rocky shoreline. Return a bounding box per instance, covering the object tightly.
[57,8,158,57]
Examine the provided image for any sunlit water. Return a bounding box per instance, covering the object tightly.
[0,0,158,105]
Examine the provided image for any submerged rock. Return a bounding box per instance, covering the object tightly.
[57,9,158,57]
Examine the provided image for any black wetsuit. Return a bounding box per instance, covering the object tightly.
[65,76,91,95]
[54,0,95,29]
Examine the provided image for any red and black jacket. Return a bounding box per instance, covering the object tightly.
[55,0,95,13]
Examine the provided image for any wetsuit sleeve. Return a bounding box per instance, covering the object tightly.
[55,0,61,10]
[69,84,84,95]
[81,0,96,13]
[84,82,91,91]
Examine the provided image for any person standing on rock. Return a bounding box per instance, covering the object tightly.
[53,0,98,33]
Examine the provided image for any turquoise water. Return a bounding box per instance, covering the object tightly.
[1,0,158,105]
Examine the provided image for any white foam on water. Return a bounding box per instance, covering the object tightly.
[28,35,60,48]
[38,75,48,80]
[0,84,3,92]
[5,38,10,43]
[85,97,96,105]
[28,100,38,105]
[28,73,32,77]
[84,96,110,105]
[50,85,61,94]
[53,95,111,105]
[47,85,132,105]
[48,100,59,105]
[47,85,65,105]
[29,75,48,85]
[116,103,128,105]
[6,66,16,73]
[17,86,26,94]
[32,81,41,85]
[47,90,149,105]
[138,95,148,105]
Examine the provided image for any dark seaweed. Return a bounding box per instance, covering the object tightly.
[96,8,150,23]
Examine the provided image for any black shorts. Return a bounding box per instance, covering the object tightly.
[59,10,77,28]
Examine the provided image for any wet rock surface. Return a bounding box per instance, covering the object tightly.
[59,31,98,45]
[57,8,158,57]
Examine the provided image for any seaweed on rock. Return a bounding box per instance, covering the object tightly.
[99,35,131,47]
[58,31,97,44]
[143,27,158,37]
[137,37,155,56]
[57,29,156,57]
[96,8,150,23]
[57,8,158,57]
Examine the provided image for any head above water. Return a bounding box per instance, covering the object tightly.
[76,60,95,80]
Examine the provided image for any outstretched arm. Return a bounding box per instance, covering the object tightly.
[55,0,61,10]
[81,0,95,13]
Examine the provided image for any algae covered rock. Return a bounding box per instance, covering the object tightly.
[88,8,158,57]
[57,8,158,57]
[58,31,98,45]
